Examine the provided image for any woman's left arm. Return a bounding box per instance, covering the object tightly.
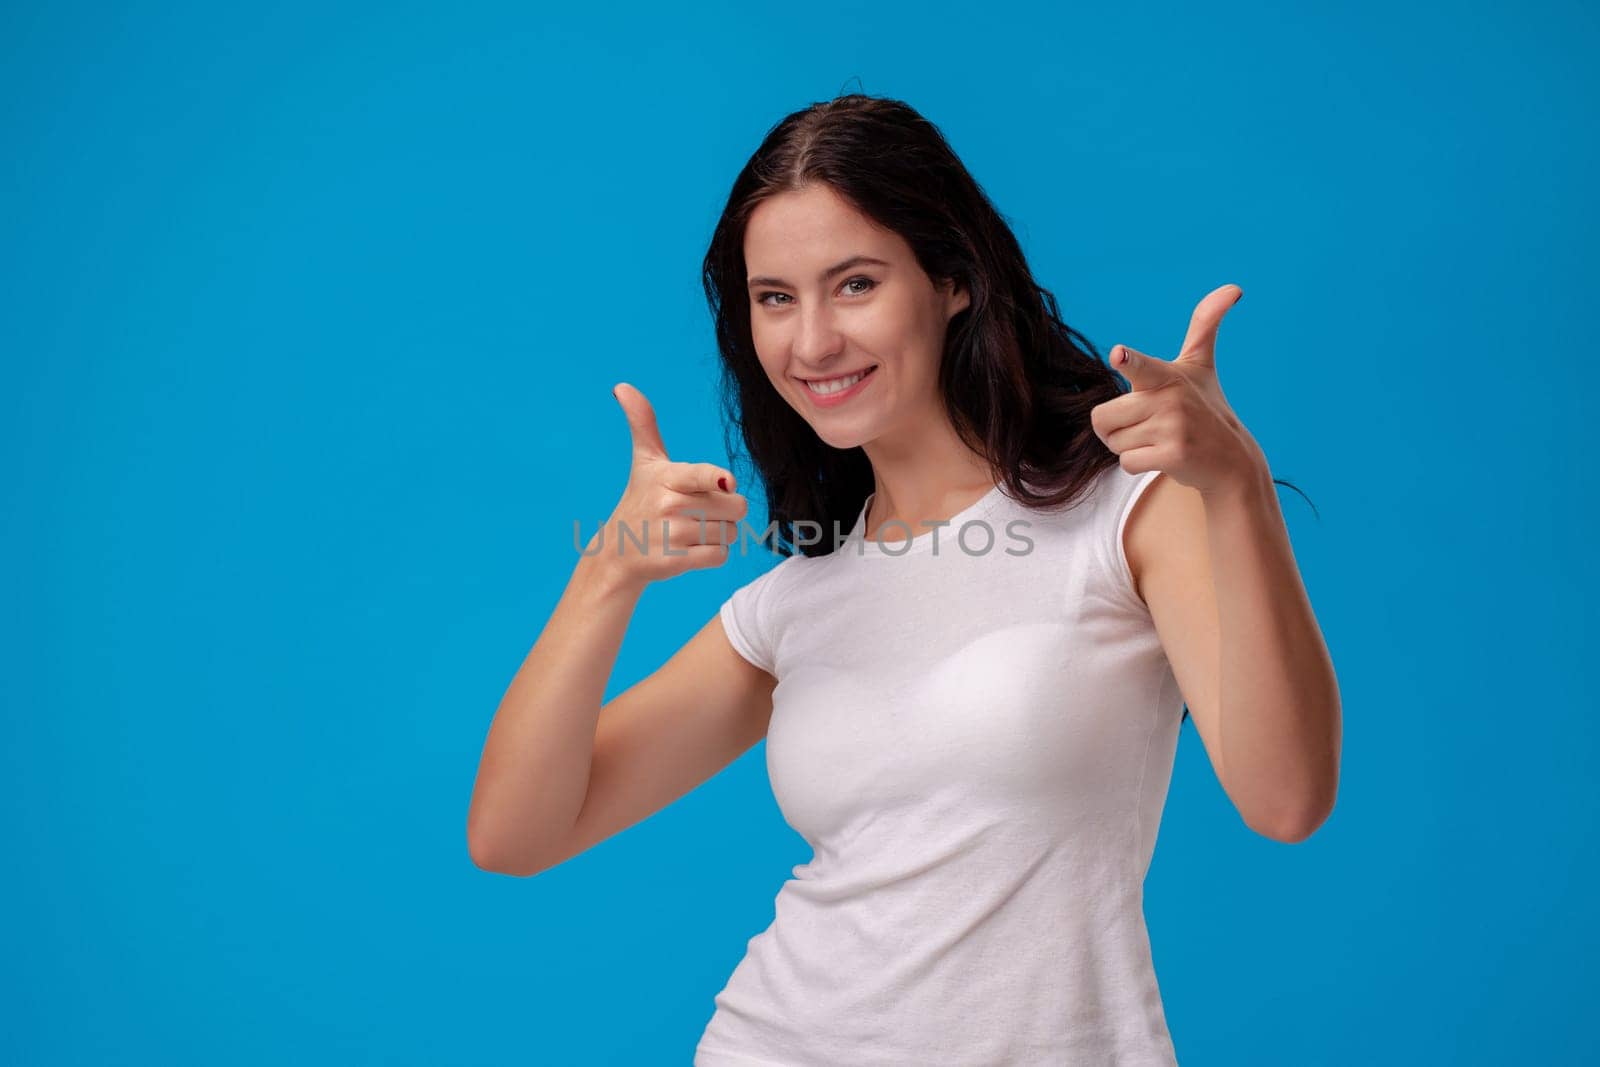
[1093,284,1342,843]
[1198,466,1341,841]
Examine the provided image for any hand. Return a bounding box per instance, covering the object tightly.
[1090,283,1268,497]
[594,383,747,588]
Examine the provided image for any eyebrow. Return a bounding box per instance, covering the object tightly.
[746,255,892,290]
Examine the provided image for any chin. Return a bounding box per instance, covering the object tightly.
[787,382,889,451]
[812,425,874,450]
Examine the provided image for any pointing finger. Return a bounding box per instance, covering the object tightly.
[1113,344,1183,392]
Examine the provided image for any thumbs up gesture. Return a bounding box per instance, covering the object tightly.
[594,383,747,590]
[1089,284,1269,498]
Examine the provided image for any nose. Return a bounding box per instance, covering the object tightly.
[791,301,845,373]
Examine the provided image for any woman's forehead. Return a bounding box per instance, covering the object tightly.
[745,189,904,272]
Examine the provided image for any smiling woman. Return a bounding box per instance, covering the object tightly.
[468,90,1336,1067]
[688,93,1332,1065]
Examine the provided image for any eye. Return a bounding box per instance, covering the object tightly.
[754,276,878,308]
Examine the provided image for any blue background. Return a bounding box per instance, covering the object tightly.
[6,1,1595,1063]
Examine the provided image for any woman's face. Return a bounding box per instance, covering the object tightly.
[743,183,969,451]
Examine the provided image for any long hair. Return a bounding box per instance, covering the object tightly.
[702,93,1312,724]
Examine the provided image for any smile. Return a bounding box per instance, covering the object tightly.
[802,365,878,399]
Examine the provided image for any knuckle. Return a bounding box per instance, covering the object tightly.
[654,488,680,515]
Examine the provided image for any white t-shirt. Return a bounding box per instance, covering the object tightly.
[695,464,1185,1066]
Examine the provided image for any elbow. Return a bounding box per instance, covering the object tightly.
[1241,733,1341,845]
[1252,814,1321,845]
[467,814,543,878]
[1249,789,1336,845]
[468,836,542,878]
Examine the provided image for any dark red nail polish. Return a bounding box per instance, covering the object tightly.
[718,477,728,491]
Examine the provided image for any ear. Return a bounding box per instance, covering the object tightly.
[942,276,971,319]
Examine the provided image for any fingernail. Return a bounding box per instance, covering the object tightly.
[718,476,728,491]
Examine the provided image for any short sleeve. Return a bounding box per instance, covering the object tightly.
[1094,465,1167,613]
[719,560,788,676]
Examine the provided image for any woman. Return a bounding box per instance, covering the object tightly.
[467,94,1340,1065]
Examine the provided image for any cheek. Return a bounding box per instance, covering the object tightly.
[863,297,937,357]
[753,344,784,384]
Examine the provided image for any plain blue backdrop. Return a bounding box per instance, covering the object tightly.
[5,1,1596,1063]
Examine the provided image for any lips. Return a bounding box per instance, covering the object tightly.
[800,365,878,385]
[801,364,879,407]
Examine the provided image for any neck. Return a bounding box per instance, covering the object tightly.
[860,426,995,542]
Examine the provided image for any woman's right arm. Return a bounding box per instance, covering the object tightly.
[465,383,769,877]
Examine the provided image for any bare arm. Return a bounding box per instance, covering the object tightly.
[466,382,753,876]
[466,554,643,875]
[530,606,776,875]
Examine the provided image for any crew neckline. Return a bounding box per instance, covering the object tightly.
[845,482,1009,557]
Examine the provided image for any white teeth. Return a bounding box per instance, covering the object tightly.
[805,368,870,395]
